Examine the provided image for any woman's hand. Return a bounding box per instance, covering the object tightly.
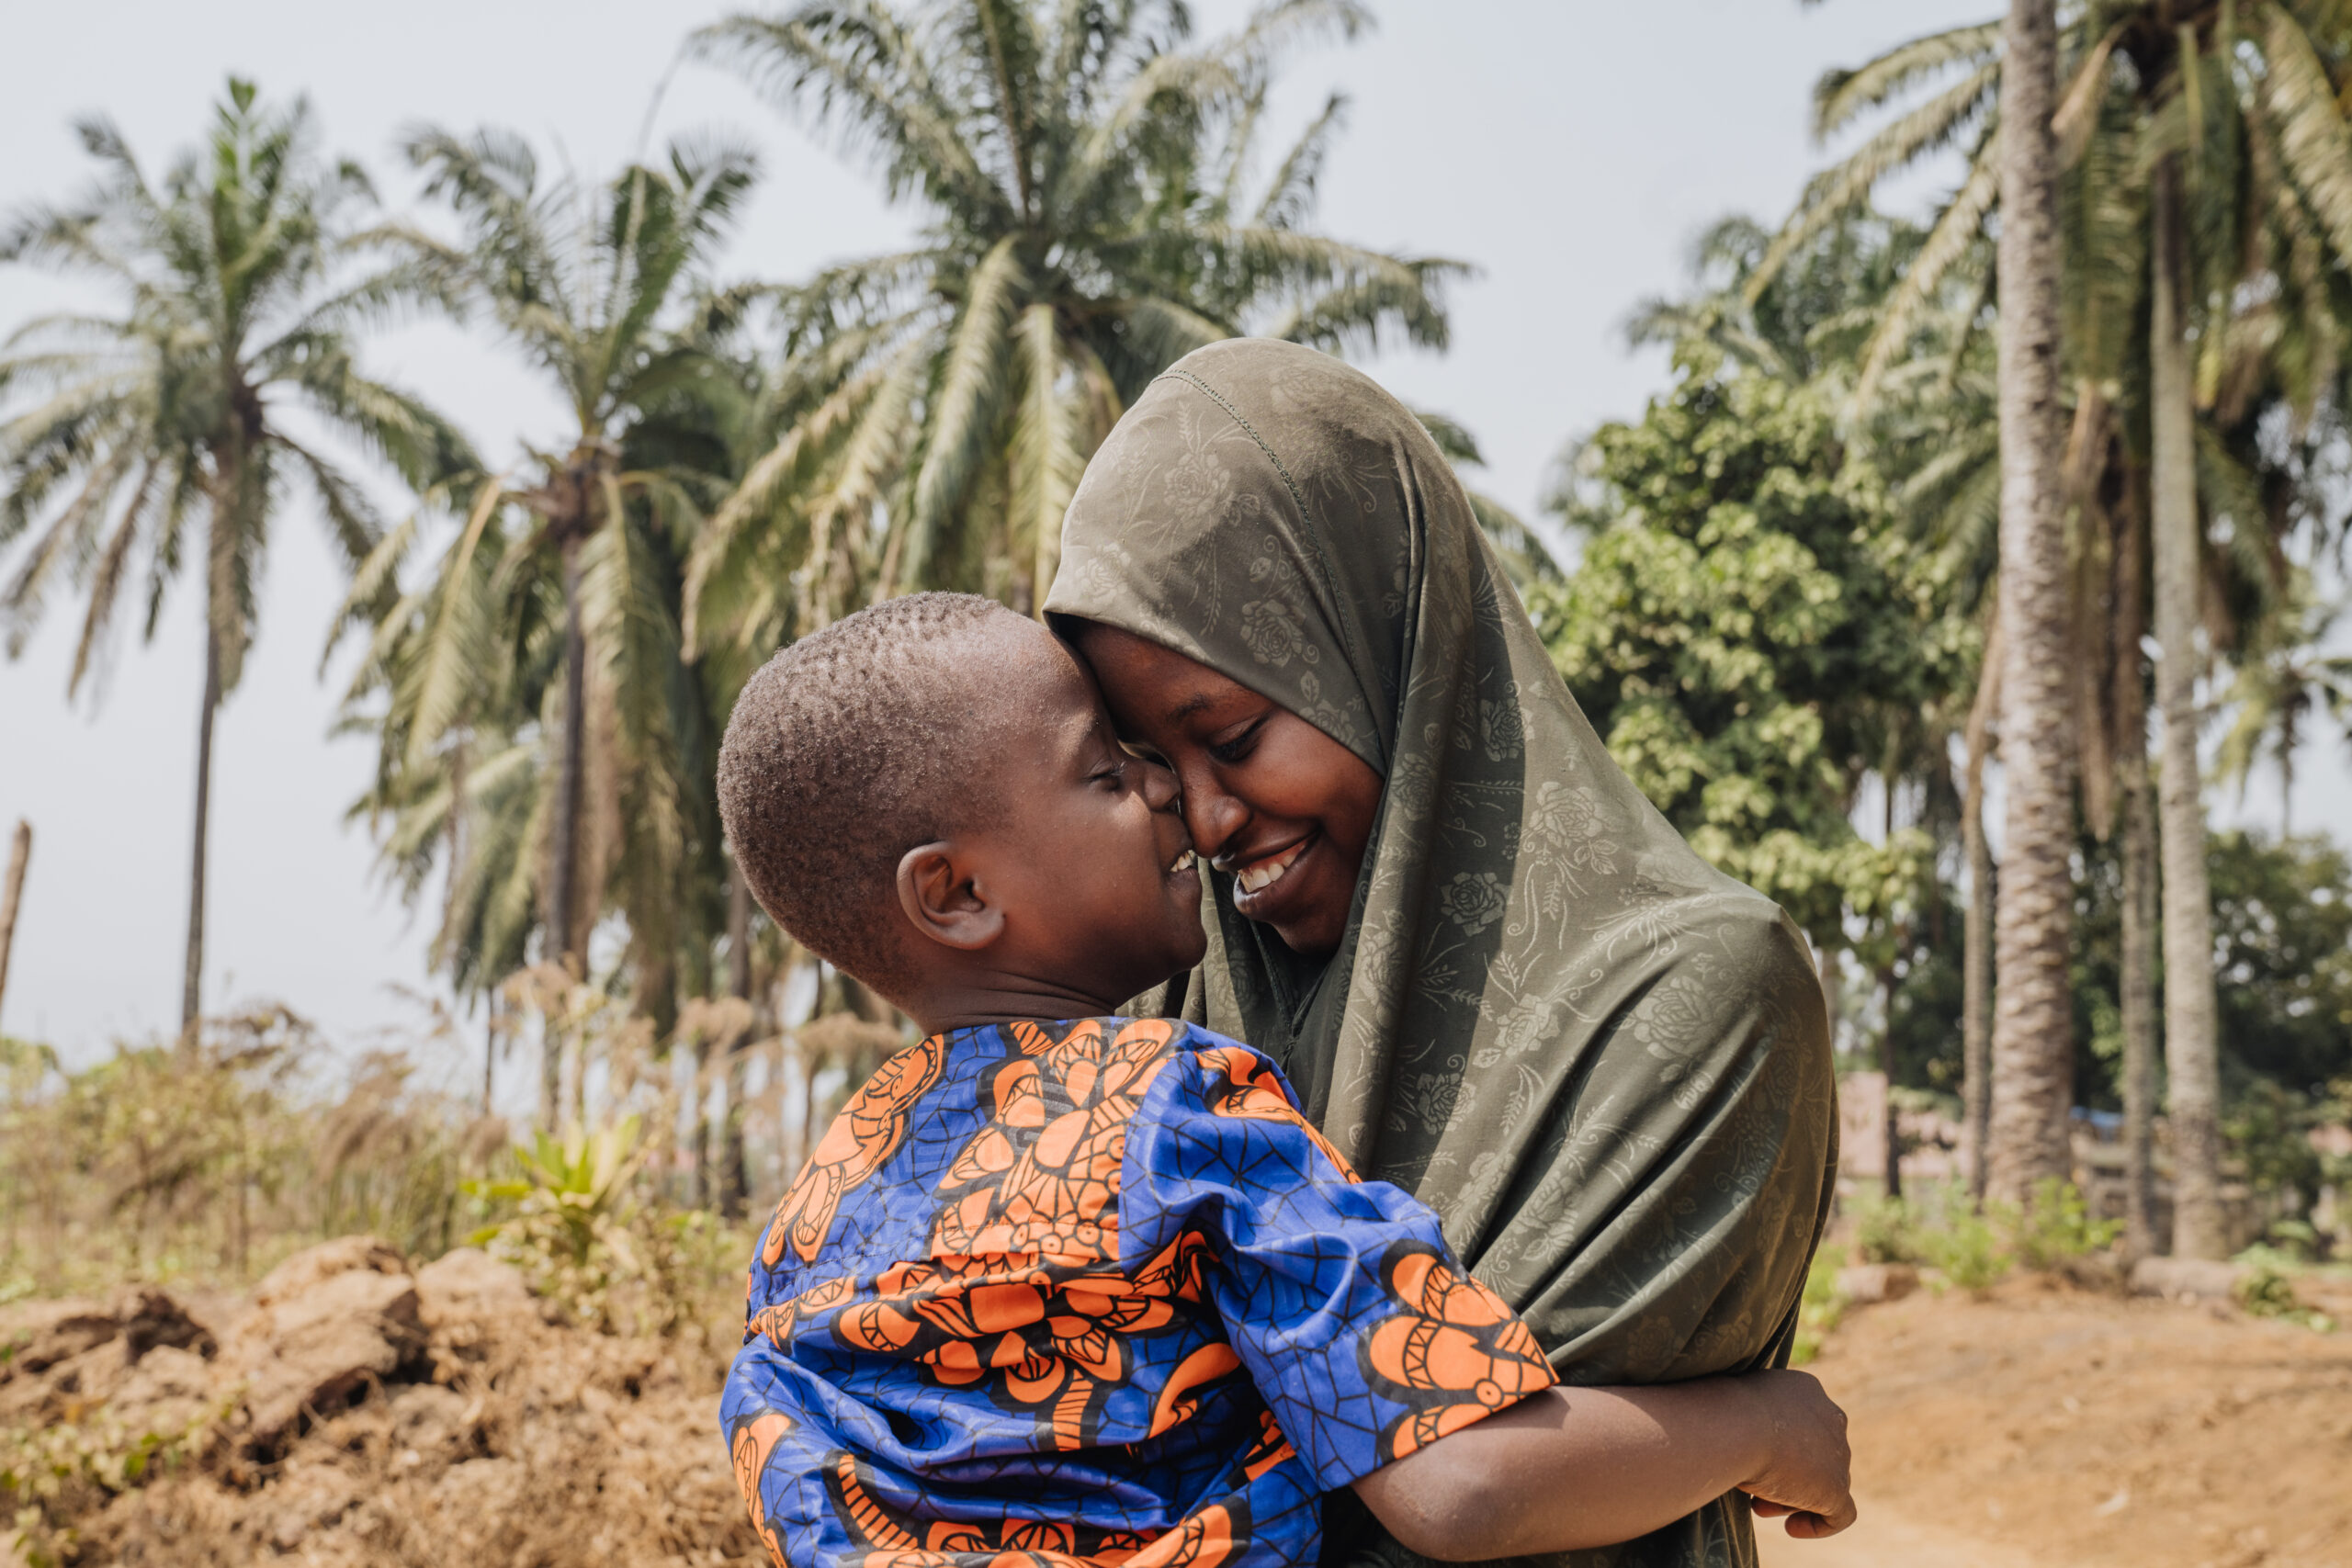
[1736,1370,1857,1539]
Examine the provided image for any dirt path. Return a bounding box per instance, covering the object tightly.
[1757,1502,2042,1568]
[1770,1277,2352,1568]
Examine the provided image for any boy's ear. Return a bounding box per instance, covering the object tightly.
[895,840,1004,952]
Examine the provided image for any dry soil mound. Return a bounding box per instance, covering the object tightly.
[1,1238,763,1567]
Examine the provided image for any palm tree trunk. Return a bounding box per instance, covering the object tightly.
[2150,155,2227,1259]
[718,855,754,1220]
[1962,799,1995,1200]
[548,535,589,977]
[2111,490,2160,1258]
[538,536,588,1132]
[483,988,499,1119]
[2120,756,2160,1252]
[1987,0,2078,1201]
[181,621,223,1042]
[0,820,30,1033]
[1878,962,1903,1200]
[1962,626,2001,1201]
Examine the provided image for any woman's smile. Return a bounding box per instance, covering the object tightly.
[1223,831,1317,893]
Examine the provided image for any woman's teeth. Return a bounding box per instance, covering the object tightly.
[1235,841,1306,895]
[1170,850,1195,874]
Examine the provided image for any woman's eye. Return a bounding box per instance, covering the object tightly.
[1208,728,1259,764]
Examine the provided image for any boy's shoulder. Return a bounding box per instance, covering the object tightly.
[755,1016,1298,1277]
[901,1014,1284,1096]
[941,1016,1308,1127]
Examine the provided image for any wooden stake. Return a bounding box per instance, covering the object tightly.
[0,821,30,1032]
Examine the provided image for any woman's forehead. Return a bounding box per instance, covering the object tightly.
[1073,621,1261,725]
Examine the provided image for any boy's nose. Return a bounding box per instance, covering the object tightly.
[1140,755,1182,812]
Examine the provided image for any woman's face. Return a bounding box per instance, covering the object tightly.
[1071,622,1382,960]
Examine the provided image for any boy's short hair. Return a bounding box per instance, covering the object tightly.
[718,592,1019,991]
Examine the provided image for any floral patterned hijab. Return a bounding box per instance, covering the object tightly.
[1046,339,1836,1568]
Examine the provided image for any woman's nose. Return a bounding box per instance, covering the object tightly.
[1179,772,1248,857]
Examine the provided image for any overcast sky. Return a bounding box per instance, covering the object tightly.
[3,0,2342,1066]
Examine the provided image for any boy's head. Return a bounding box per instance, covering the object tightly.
[718,593,1205,1030]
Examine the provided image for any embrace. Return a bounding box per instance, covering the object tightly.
[716,339,1843,1568]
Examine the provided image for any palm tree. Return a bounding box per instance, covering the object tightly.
[0,79,469,1035]
[2218,586,2352,834]
[1758,2,2352,1251]
[1984,0,2080,1209]
[343,130,755,1100]
[682,0,1461,641]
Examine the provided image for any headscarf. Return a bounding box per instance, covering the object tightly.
[1046,340,1836,1568]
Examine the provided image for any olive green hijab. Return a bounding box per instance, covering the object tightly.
[1046,340,1836,1568]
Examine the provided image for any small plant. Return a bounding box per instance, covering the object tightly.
[2233,1247,2337,1333]
[1849,1195,1925,1265]
[2,1397,227,1568]
[1792,1244,1849,1366]
[2000,1178,2121,1271]
[468,1116,647,1329]
[1919,1201,2011,1293]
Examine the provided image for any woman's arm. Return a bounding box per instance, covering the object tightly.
[1349,1369,1855,1562]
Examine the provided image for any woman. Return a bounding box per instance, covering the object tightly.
[1044,339,1837,1568]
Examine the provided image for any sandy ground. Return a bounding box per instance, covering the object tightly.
[1758,1278,2352,1568]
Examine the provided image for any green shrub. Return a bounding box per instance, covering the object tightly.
[2233,1247,2338,1333]
[1792,1244,1849,1366]
[2000,1178,2121,1271]
[1920,1201,2010,1292]
[1849,1195,1925,1265]
[466,1116,750,1338]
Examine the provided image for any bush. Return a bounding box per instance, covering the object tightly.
[2233,1246,2338,1333]
[2000,1177,2121,1272]
[466,1117,752,1339]
[1849,1195,1926,1265]
[1920,1202,2010,1293]
[1833,1179,2119,1300]
[1,1010,495,1295]
[1792,1244,1848,1366]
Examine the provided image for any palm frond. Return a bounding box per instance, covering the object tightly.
[1811,20,2002,139]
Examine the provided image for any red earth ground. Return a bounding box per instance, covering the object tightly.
[1759,1276,2352,1568]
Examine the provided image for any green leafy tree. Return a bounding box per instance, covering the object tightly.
[0,80,469,1032]
[2207,830,2352,1101]
[1533,348,1960,1118]
[683,0,1461,650]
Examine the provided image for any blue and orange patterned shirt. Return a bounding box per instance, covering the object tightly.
[721,1016,1556,1568]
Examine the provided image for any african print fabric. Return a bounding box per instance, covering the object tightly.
[722,1015,1555,1568]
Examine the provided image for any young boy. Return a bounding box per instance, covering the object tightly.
[716,593,1853,1568]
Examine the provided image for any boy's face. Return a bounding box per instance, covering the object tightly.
[950,623,1206,1007]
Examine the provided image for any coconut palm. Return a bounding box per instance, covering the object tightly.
[682,0,1462,648]
[1758,0,2352,1252]
[2218,586,2352,834]
[341,130,755,1092]
[0,79,469,1034]
[1977,0,2081,1215]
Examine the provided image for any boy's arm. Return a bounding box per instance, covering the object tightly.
[1350,1368,1855,1562]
